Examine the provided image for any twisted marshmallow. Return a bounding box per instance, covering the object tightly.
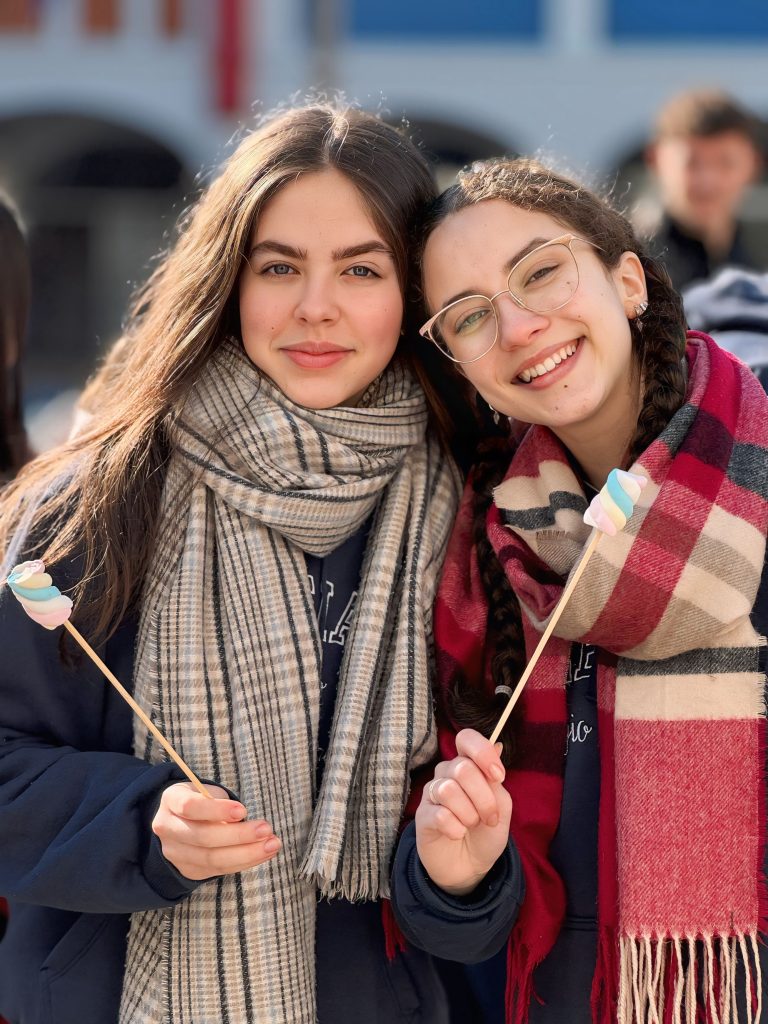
[5,560,73,629]
[583,469,647,536]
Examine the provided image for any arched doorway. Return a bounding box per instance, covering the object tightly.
[0,112,193,445]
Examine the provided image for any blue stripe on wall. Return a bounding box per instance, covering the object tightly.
[348,0,541,40]
[609,0,768,40]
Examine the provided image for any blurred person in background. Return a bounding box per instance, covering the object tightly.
[0,192,30,482]
[642,87,764,290]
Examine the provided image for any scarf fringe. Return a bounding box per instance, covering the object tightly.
[592,924,621,1023]
[614,934,763,1024]
[505,935,539,1024]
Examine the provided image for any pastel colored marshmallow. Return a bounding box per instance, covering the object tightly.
[583,469,647,536]
[6,560,73,630]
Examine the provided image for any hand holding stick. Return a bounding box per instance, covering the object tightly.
[5,560,212,798]
[489,469,648,744]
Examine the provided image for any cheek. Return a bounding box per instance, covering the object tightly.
[362,293,403,347]
[240,290,283,337]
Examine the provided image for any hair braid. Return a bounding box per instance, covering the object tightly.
[628,257,688,461]
[423,157,690,761]
[448,408,527,766]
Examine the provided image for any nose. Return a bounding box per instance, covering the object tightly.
[495,293,548,351]
[293,274,340,326]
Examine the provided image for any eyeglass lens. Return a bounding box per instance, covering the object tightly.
[431,242,579,362]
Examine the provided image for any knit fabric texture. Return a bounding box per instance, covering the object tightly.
[119,338,460,1024]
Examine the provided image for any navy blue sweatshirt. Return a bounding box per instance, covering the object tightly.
[0,529,454,1024]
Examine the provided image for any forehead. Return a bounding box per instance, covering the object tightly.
[252,167,382,245]
[422,202,567,306]
[660,132,757,163]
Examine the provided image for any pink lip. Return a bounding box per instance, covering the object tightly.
[514,337,583,388]
[281,342,352,369]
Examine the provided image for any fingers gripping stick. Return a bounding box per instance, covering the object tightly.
[489,470,647,744]
[5,560,212,798]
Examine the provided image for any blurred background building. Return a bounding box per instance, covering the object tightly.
[0,0,766,445]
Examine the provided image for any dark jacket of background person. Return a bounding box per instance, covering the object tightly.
[648,212,765,292]
[684,266,768,389]
[0,195,30,481]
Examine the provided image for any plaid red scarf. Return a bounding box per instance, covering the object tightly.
[432,333,768,1023]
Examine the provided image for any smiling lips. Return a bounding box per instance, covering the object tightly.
[282,341,352,369]
[517,340,579,384]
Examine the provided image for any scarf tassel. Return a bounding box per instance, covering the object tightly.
[505,934,541,1024]
[615,934,764,1024]
[381,898,408,962]
[591,925,621,1023]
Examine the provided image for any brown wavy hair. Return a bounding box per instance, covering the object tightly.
[0,101,454,642]
[418,158,689,764]
[0,194,31,480]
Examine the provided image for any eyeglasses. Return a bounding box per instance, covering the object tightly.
[419,234,599,365]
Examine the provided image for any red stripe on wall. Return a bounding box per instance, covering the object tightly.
[215,0,243,113]
[161,0,182,35]
[0,0,38,30]
[84,0,119,34]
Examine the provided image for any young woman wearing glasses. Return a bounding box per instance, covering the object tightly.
[389,158,768,1024]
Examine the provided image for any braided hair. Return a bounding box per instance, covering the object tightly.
[421,159,689,763]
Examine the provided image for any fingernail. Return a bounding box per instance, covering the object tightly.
[490,764,505,782]
[253,823,271,838]
[229,806,245,821]
[488,814,499,828]
[264,838,281,854]
[494,742,503,754]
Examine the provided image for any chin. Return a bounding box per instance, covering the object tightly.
[281,385,354,410]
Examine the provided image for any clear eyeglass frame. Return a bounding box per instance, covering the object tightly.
[419,233,600,365]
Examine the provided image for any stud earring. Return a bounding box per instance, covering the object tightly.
[634,300,649,318]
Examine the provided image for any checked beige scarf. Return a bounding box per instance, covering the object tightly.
[119,338,460,1023]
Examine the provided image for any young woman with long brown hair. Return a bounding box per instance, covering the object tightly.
[389,158,768,1024]
[0,102,465,1024]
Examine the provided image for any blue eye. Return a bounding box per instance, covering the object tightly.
[346,265,378,278]
[263,263,295,276]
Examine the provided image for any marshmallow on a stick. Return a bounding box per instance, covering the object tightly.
[6,560,73,629]
[583,469,647,536]
[5,560,211,798]
[489,467,648,745]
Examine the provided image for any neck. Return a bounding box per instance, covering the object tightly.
[672,210,736,259]
[553,377,642,491]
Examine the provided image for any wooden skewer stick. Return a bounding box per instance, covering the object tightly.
[489,530,602,745]
[62,619,212,798]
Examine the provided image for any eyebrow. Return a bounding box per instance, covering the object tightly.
[436,236,552,309]
[248,239,394,262]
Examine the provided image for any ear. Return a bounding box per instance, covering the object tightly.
[644,142,658,173]
[611,251,647,319]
